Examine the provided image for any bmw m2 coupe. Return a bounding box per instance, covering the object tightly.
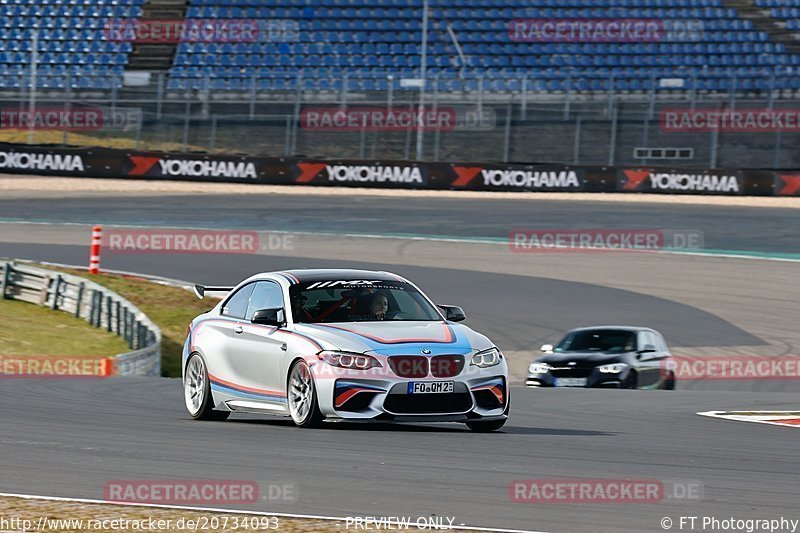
[184,269,509,431]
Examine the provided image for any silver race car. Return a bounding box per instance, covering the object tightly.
[183,269,509,431]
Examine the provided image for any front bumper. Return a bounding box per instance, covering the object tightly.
[525,368,632,388]
[312,363,509,422]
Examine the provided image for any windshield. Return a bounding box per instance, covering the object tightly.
[555,329,637,353]
[289,280,442,323]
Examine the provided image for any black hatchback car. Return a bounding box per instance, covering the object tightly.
[525,326,676,389]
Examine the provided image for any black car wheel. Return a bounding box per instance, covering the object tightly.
[622,370,638,389]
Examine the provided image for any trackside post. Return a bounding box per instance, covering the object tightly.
[89,225,102,274]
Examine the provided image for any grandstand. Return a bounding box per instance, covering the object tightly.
[1,0,800,170]
[0,0,799,93]
[169,0,800,93]
[0,0,141,89]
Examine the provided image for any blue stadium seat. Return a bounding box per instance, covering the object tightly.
[1,0,789,94]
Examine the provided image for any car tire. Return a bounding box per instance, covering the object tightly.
[664,371,676,390]
[184,353,230,421]
[287,360,323,428]
[622,370,638,389]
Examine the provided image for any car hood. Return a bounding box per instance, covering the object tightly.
[294,321,488,355]
[538,352,631,366]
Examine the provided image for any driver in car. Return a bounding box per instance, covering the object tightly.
[369,293,389,320]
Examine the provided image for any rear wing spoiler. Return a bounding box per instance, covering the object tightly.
[193,284,234,300]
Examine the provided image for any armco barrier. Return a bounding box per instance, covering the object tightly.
[0,142,797,196]
[0,261,161,376]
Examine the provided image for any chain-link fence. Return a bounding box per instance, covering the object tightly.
[2,70,799,169]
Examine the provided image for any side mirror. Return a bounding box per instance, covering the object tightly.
[438,305,466,322]
[541,344,554,353]
[251,308,285,327]
[637,344,657,355]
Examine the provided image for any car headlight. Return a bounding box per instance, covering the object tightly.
[471,347,502,368]
[528,362,552,375]
[318,351,382,370]
[597,363,628,374]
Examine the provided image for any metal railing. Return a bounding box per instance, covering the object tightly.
[2,70,800,169]
[0,260,161,376]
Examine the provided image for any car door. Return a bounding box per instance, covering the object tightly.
[212,282,256,392]
[235,280,288,404]
[636,330,666,387]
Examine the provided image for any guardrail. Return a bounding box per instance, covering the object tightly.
[0,261,161,376]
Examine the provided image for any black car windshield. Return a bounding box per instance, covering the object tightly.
[289,280,442,323]
[555,330,637,353]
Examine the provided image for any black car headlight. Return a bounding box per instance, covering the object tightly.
[471,347,502,368]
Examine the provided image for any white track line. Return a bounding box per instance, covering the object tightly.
[0,492,547,533]
[698,411,800,428]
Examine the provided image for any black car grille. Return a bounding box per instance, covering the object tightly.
[388,356,428,378]
[550,367,594,378]
[430,355,465,378]
[388,355,466,378]
[383,382,472,414]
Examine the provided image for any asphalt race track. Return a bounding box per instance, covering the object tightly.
[1,192,799,254]
[1,187,799,532]
[2,378,799,533]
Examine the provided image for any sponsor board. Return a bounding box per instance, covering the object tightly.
[294,161,427,187]
[0,149,85,173]
[618,168,742,194]
[0,142,791,196]
[450,164,584,191]
[125,155,259,180]
[775,173,800,196]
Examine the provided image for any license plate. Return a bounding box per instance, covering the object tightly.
[407,381,455,394]
[554,377,587,387]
